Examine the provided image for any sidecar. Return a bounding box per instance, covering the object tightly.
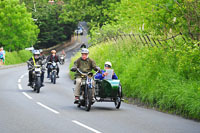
[94,79,123,109]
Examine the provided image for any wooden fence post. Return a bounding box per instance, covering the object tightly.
[142,35,149,47]
[146,35,154,47]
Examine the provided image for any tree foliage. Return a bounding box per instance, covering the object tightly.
[89,0,200,42]
[0,0,39,51]
[32,3,74,48]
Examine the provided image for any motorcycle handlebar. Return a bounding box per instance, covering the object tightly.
[77,68,100,77]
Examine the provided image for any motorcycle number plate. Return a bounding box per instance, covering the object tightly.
[35,68,41,72]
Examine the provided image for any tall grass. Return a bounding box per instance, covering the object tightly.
[5,50,32,65]
[70,38,200,120]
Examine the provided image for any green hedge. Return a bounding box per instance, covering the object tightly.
[5,50,32,65]
[70,38,200,120]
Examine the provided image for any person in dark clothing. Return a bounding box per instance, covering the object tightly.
[39,49,46,61]
[46,50,61,78]
[27,50,45,87]
[80,42,87,49]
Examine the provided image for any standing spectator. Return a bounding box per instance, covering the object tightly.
[0,47,5,64]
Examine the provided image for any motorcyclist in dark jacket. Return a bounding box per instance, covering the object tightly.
[39,49,46,61]
[27,50,45,86]
[46,50,61,78]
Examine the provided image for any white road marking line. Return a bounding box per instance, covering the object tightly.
[22,92,33,99]
[18,79,21,83]
[20,75,24,79]
[72,120,102,133]
[18,84,23,90]
[37,102,60,114]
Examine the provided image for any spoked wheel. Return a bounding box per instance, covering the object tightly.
[85,88,92,111]
[114,84,122,109]
[51,73,53,83]
[35,77,41,93]
[53,71,56,84]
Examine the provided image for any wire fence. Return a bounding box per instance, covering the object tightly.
[96,32,200,48]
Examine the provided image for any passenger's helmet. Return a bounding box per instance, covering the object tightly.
[81,48,89,54]
[104,61,112,68]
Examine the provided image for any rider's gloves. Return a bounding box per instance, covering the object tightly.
[28,66,32,70]
[95,67,101,72]
[71,67,77,72]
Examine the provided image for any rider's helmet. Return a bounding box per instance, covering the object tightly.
[81,48,89,54]
[104,61,112,68]
[51,50,56,54]
[33,50,40,60]
[39,49,43,53]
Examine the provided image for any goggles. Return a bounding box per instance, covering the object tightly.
[104,64,111,68]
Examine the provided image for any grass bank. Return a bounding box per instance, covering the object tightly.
[4,50,32,65]
[70,37,200,120]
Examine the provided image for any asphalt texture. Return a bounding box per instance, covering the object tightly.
[0,22,200,133]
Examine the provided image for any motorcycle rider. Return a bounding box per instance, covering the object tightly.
[71,48,100,103]
[46,50,60,78]
[59,50,66,64]
[95,61,118,80]
[61,50,66,57]
[39,49,46,61]
[80,42,87,49]
[27,50,45,87]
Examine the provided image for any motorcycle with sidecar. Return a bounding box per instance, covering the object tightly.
[73,69,123,111]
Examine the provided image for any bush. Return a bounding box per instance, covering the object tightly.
[5,50,32,65]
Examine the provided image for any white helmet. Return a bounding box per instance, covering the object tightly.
[39,49,43,53]
[34,50,40,55]
[81,48,89,54]
[105,61,112,68]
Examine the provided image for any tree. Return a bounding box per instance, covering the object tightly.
[32,3,74,48]
[0,0,39,51]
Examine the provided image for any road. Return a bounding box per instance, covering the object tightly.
[0,23,200,133]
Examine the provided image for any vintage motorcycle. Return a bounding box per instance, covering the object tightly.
[48,61,58,84]
[73,68,123,111]
[74,69,96,111]
[59,55,65,65]
[27,62,43,93]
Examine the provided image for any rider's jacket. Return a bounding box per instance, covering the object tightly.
[95,70,118,80]
[40,55,46,60]
[73,57,97,78]
[47,55,60,63]
[28,57,43,70]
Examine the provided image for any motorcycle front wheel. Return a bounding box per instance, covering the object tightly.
[85,87,92,111]
[35,77,41,93]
